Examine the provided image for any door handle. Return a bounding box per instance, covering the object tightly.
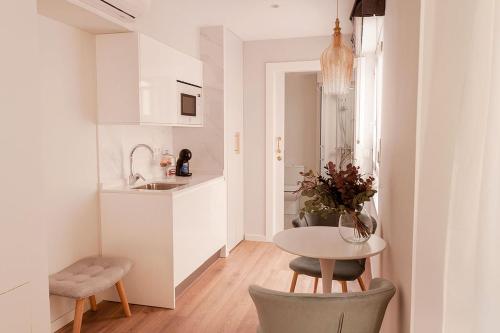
[276,137,282,161]
[234,132,241,154]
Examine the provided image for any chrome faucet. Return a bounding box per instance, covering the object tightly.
[129,144,154,186]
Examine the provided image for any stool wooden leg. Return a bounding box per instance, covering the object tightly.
[357,277,367,291]
[89,295,97,311]
[289,272,299,292]
[341,281,348,293]
[73,299,85,333]
[115,280,132,317]
[313,277,319,293]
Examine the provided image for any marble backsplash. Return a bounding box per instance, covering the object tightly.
[172,26,225,176]
[98,124,174,185]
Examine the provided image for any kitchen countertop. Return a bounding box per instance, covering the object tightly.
[100,174,225,195]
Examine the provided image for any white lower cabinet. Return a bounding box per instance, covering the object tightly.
[172,180,227,285]
[0,283,31,333]
[100,177,227,308]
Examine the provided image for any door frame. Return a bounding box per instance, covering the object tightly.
[265,60,321,241]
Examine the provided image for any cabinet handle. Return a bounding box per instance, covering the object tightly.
[234,132,240,154]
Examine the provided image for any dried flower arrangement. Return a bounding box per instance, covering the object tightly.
[297,161,376,239]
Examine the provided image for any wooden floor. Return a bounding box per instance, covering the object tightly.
[57,241,361,333]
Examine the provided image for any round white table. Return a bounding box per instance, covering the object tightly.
[273,226,387,293]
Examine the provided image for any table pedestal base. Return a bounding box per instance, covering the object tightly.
[319,259,336,293]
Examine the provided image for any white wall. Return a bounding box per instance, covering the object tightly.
[38,15,100,331]
[284,73,319,173]
[378,0,421,331]
[243,36,330,237]
[0,1,50,331]
[136,1,201,59]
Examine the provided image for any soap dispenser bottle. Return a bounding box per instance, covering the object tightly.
[160,148,176,179]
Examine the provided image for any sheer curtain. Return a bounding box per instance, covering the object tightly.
[442,0,500,331]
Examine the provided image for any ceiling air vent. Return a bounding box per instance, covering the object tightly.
[68,0,151,23]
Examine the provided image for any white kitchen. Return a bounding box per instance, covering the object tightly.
[3,0,245,331]
[51,6,244,333]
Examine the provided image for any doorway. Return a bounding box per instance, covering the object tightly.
[265,60,357,240]
[283,72,321,229]
[265,61,320,241]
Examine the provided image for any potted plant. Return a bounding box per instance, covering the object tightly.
[297,161,377,243]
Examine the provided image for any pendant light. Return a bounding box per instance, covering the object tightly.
[321,0,354,95]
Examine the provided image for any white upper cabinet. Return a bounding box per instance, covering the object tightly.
[96,32,203,126]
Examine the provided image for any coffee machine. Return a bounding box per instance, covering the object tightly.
[176,149,192,177]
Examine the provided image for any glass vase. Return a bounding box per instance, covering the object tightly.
[338,206,373,243]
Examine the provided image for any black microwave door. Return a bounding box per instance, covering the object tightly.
[181,93,197,117]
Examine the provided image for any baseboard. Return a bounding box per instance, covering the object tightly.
[175,248,221,298]
[244,233,269,242]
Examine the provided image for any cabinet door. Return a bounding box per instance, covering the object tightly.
[0,283,31,333]
[96,33,141,124]
[224,31,245,250]
[0,218,30,294]
[172,180,227,286]
[139,34,177,125]
[0,1,48,331]
[1,0,39,295]
[100,193,175,308]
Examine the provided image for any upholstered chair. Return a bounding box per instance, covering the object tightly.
[249,278,395,333]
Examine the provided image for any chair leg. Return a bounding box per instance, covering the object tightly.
[357,277,367,291]
[115,280,132,317]
[73,299,85,333]
[313,277,319,294]
[289,272,299,292]
[341,281,348,293]
[89,295,97,311]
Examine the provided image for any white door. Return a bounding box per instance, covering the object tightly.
[1,1,50,331]
[224,30,245,250]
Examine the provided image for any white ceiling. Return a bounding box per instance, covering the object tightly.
[38,0,356,58]
[141,0,355,41]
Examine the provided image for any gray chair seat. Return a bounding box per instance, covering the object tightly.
[289,257,364,281]
[49,256,133,299]
[288,214,377,292]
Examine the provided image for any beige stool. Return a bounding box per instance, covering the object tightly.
[49,256,133,333]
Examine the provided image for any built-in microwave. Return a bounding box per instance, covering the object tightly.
[177,80,203,126]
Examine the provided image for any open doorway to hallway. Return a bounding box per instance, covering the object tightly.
[266,41,384,240]
[283,72,321,229]
[283,72,356,230]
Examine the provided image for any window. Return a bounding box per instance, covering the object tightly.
[353,16,384,210]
